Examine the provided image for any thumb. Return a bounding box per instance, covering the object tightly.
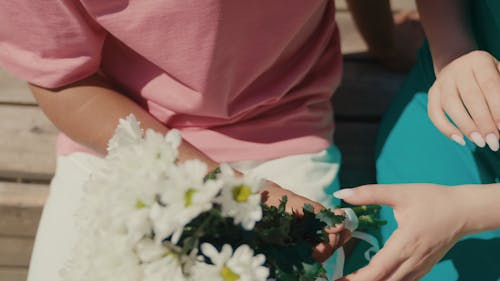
[333,185,398,207]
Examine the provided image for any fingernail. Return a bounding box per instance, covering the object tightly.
[470,132,486,148]
[333,189,354,199]
[450,134,466,146]
[485,133,499,152]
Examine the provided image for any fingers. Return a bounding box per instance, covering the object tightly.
[313,239,334,263]
[385,256,436,281]
[443,72,490,147]
[474,56,500,131]
[464,64,499,148]
[429,51,500,151]
[428,84,466,146]
[337,230,352,248]
[333,185,399,207]
[336,232,406,281]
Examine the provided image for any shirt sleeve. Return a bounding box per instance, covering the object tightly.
[0,0,106,88]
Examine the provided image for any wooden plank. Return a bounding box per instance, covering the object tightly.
[0,267,28,281]
[389,0,417,12]
[0,182,48,237]
[334,122,378,187]
[333,60,405,119]
[0,105,57,181]
[0,236,34,267]
[0,182,48,207]
[0,68,36,105]
[337,12,367,54]
[336,0,417,12]
[336,0,418,54]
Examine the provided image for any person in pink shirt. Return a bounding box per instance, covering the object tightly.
[0,1,420,280]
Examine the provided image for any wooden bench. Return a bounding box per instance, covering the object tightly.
[0,2,412,279]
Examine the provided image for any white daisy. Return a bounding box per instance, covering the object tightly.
[81,163,165,244]
[136,239,188,281]
[107,129,180,181]
[61,233,142,281]
[191,243,269,281]
[88,126,183,244]
[150,160,223,244]
[107,114,144,154]
[217,164,263,230]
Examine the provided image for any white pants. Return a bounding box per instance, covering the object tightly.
[27,150,340,281]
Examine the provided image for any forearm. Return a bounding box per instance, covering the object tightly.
[30,74,218,170]
[346,0,394,58]
[416,0,476,73]
[458,183,500,235]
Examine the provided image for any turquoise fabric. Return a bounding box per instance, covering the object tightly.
[375,1,500,280]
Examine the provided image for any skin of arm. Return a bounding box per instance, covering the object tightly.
[458,183,500,234]
[416,0,476,73]
[346,0,425,72]
[345,0,394,58]
[30,73,219,171]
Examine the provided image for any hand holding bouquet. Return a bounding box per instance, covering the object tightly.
[62,115,383,281]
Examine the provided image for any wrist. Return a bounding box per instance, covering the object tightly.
[432,45,476,74]
[455,184,500,235]
[453,186,477,236]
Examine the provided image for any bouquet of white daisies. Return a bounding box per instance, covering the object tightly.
[61,115,383,281]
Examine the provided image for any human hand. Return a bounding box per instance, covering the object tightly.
[333,184,467,281]
[428,50,500,151]
[261,182,351,263]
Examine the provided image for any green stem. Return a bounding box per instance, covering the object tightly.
[181,209,217,255]
[357,214,387,229]
[350,205,381,216]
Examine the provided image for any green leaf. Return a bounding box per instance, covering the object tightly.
[257,202,294,245]
[302,203,314,213]
[278,195,288,213]
[203,167,221,182]
[315,209,345,227]
[264,243,321,281]
[302,261,327,279]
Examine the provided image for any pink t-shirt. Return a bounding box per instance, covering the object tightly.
[0,0,342,162]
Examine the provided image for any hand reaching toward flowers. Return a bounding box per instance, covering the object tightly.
[334,183,500,281]
[261,182,352,263]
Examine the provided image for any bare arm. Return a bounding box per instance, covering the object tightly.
[30,74,219,171]
[416,0,476,73]
[346,0,424,71]
[345,0,394,58]
[460,183,500,234]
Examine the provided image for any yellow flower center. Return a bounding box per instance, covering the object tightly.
[232,185,252,202]
[184,188,197,207]
[136,200,147,209]
[220,266,240,281]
